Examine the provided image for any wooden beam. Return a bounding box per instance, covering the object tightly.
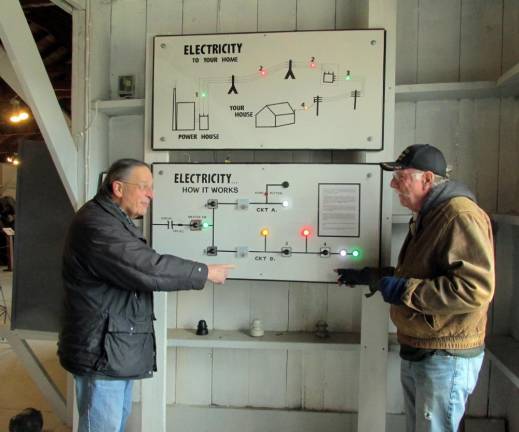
[0,46,27,102]
[0,0,78,208]
[49,0,86,13]
[1,329,68,423]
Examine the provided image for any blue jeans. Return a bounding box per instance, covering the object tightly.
[400,352,484,432]
[75,375,134,432]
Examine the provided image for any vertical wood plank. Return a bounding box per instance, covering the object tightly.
[166,292,178,329]
[110,0,146,99]
[147,0,183,35]
[249,350,287,407]
[166,348,177,404]
[108,116,144,162]
[502,0,519,72]
[176,348,213,405]
[257,0,297,32]
[288,282,327,331]
[497,98,519,214]
[212,349,250,406]
[250,281,289,330]
[177,284,214,329]
[302,351,325,410]
[396,0,419,84]
[214,280,251,330]
[182,0,219,34]
[457,98,500,212]
[327,284,362,332]
[415,100,460,169]
[286,351,303,408]
[335,0,369,29]
[460,0,502,81]
[218,0,258,33]
[323,351,359,411]
[386,352,404,413]
[417,0,461,83]
[296,0,336,30]
[394,102,417,215]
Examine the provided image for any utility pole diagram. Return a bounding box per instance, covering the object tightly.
[153,30,385,150]
[151,164,382,283]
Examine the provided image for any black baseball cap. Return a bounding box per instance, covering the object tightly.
[380,144,447,177]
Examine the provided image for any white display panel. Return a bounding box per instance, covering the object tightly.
[152,30,385,150]
[152,164,381,283]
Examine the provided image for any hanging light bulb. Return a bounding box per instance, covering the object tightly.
[8,98,30,123]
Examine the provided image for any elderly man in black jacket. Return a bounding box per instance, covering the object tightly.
[58,159,234,432]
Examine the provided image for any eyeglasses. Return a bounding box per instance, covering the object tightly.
[392,170,424,182]
[120,181,153,192]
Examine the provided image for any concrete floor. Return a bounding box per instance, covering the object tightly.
[0,268,71,432]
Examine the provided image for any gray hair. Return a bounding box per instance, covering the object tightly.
[99,159,150,197]
[432,174,449,186]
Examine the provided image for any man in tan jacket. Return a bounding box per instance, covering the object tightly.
[337,144,495,432]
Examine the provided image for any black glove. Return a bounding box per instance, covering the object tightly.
[335,267,395,297]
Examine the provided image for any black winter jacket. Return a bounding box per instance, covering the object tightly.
[58,193,208,379]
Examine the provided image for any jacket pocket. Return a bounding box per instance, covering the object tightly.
[100,314,155,377]
[423,314,437,330]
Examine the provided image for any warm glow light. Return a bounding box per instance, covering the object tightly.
[9,115,20,123]
[6,157,13,163]
[260,228,269,237]
[300,226,313,238]
[18,111,29,120]
[12,159,20,166]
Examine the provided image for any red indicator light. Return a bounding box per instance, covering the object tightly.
[259,66,267,77]
[300,226,312,238]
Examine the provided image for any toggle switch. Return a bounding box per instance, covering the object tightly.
[281,247,292,257]
[206,199,218,209]
[190,219,202,231]
[320,247,331,258]
[206,246,218,256]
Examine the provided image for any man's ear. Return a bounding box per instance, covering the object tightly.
[112,181,124,198]
[423,171,435,187]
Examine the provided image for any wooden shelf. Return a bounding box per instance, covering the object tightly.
[96,98,144,116]
[395,81,497,102]
[486,335,519,388]
[167,329,361,351]
[497,61,519,96]
[396,61,519,102]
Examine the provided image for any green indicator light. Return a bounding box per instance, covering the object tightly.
[201,91,207,98]
[202,222,209,229]
[351,248,362,259]
[345,75,352,80]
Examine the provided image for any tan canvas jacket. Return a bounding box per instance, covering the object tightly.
[391,196,495,349]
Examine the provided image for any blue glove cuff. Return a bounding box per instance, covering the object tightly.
[379,276,407,305]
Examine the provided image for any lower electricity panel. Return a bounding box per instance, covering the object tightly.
[151,164,381,283]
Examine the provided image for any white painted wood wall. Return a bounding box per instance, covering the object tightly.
[80,0,519,431]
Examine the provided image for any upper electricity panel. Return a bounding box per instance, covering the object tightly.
[151,163,381,283]
[152,30,385,150]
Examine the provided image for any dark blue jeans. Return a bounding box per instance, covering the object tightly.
[401,352,484,432]
[75,375,134,432]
